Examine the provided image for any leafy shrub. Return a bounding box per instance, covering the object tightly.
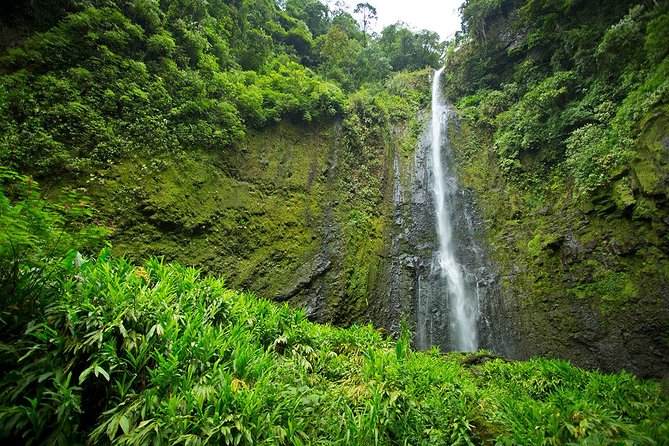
[644,12,669,63]
[257,60,344,123]
[0,2,352,178]
[0,167,109,329]
[596,5,645,72]
[565,124,633,193]
[146,30,176,59]
[495,71,577,169]
[478,358,667,445]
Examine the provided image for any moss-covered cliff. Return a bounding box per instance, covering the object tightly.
[444,0,669,377]
[66,72,429,329]
[448,110,668,378]
[0,0,436,328]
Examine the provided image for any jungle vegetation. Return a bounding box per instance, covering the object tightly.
[0,0,668,444]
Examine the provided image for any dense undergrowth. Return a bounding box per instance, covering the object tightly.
[1,172,667,445]
[447,0,668,195]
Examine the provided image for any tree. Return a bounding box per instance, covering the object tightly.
[378,23,444,71]
[353,2,377,41]
[285,0,330,37]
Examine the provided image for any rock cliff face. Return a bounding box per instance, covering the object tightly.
[90,106,421,328]
[90,121,357,324]
[447,110,669,379]
[80,72,431,333]
[367,107,514,357]
[438,0,669,378]
[85,71,667,378]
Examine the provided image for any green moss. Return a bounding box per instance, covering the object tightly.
[569,267,643,316]
[586,271,634,301]
[527,232,555,256]
[527,235,543,258]
[612,178,636,211]
[80,121,330,302]
[338,210,385,318]
[633,159,661,195]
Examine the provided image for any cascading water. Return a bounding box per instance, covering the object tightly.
[416,68,478,352]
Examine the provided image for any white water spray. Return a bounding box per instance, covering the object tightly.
[430,68,478,352]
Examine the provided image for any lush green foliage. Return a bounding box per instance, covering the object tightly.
[0,256,666,444]
[378,25,444,72]
[0,255,665,444]
[448,0,668,193]
[0,0,445,178]
[0,167,109,329]
[0,4,343,176]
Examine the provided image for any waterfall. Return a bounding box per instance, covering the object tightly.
[419,68,478,352]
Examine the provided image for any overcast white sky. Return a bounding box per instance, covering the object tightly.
[333,0,464,41]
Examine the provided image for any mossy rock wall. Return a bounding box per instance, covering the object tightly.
[40,68,668,378]
[78,115,419,327]
[448,110,669,378]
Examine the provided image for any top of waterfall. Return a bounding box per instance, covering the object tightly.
[433,67,445,86]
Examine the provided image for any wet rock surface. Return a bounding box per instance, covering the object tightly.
[447,109,669,379]
[368,110,515,356]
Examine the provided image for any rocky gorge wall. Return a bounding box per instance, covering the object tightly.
[447,108,669,379]
[375,85,668,378]
[87,120,369,325]
[366,105,514,357]
[83,73,430,329]
[80,69,667,378]
[437,0,669,379]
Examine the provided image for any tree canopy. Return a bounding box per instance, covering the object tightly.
[0,0,445,178]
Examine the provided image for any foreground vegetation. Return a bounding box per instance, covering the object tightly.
[1,171,668,445]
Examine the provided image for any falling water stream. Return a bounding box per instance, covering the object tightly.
[420,68,478,352]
